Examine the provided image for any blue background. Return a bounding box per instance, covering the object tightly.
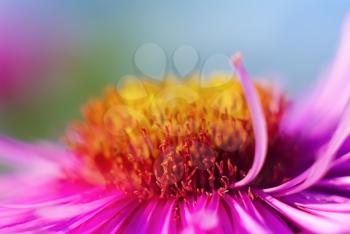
[0,1,349,139]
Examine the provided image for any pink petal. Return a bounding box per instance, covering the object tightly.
[284,191,350,212]
[231,53,268,187]
[257,190,350,233]
[117,199,159,233]
[143,199,176,234]
[0,136,79,179]
[69,196,137,233]
[265,101,350,196]
[331,151,350,169]
[228,192,293,233]
[316,176,350,193]
[282,14,350,139]
[284,102,350,195]
[225,195,269,234]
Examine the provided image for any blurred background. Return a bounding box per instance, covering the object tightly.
[0,0,349,141]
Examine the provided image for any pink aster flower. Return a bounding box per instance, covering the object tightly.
[1,15,350,234]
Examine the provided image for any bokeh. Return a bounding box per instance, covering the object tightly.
[0,0,349,140]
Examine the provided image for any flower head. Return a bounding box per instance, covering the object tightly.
[65,66,287,200]
[1,14,350,234]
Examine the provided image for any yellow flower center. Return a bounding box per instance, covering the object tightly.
[65,75,285,199]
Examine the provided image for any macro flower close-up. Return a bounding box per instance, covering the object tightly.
[1,2,350,234]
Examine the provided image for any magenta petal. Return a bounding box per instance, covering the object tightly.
[92,201,142,233]
[225,196,267,233]
[235,192,265,223]
[143,199,176,234]
[265,16,350,195]
[281,14,350,139]
[228,192,293,234]
[253,200,293,234]
[284,191,350,212]
[265,102,350,196]
[117,200,158,233]
[198,194,220,231]
[34,196,116,221]
[0,136,79,179]
[331,152,350,170]
[325,152,350,178]
[48,197,122,232]
[0,136,57,175]
[231,54,268,187]
[281,191,350,227]
[0,186,115,232]
[263,169,307,194]
[179,194,224,233]
[316,176,350,193]
[284,102,350,195]
[257,190,350,233]
[68,196,137,233]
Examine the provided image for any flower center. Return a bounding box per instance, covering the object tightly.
[65,76,286,200]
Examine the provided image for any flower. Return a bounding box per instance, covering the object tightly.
[1,15,350,234]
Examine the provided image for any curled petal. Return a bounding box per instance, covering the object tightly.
[285,101,350,195]
[282,14,350,139]
[264,101,350,195]
[231,53,268,187]
[332,152,350,169]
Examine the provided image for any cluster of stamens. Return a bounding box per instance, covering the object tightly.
[65,76,285,200]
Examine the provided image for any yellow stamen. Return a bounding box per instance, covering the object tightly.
[65,75,284,199]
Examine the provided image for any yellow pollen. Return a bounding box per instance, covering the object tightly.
[65,75,284,199]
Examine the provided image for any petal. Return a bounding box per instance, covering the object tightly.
[264,101,350,195]
[88,199,142,233]
[179,194,221,234]
[143,199,176,234]
[34,196,115,221]
[0,135,79,178]
[252,200,294,234]
[266,15,350,195]
[284,101,350,195]
[236,191,293,233]
[231,54,268,187]
[257,190,350,233]
[0,186,117,233]
[282,190,350,229]
[0,136,84,203]
[262,169,307,194]
[0,136,54,174]
[67,196,137,233]
[264,15,350,195]
[178,193,270,234]
[281,14,350,139]
[332,152,350,169]
[225,195,269,234]
[315,176,350,195]
[326,152,350,178]
[116,199,159,233]
[283,190,350,212]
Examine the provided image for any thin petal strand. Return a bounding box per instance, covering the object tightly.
[231,53,268,187]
